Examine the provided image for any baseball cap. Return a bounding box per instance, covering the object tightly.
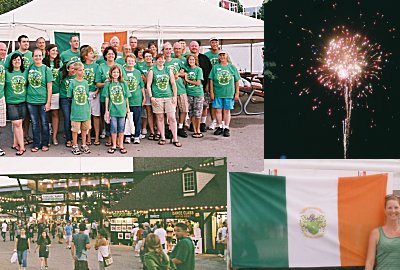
[218,50,227,54]
[210,37,219,42]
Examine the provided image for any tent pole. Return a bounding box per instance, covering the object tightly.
[250,40,253,73]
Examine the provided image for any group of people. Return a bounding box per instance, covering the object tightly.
[0,34,241,156]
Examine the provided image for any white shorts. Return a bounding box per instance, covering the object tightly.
[135,240,143,251]
[89,91,101,117]
[66,235,72,242]
[50,93,60,110]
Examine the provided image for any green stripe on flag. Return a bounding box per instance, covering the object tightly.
[54,32,80,55]
[230,172,289,268]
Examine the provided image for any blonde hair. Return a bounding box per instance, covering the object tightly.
[125,53,136,62]
[145,233,165,260]
[73,62,84,70]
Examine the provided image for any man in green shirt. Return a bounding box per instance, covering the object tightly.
[129,36,138,51]
[96,42,109,66]
[60,35,80,63]
[116,44,131,67]
[170,222,195,270]
[5,35,33,70]
[110,36,123,61]
[36,37,46,57]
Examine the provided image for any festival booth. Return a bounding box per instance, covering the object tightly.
[110,157,227,254]
[228,160,400,270]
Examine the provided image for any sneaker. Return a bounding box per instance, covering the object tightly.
[0,148,5,156]
[81,145,91,154]
[214,127,223,135]
[223,128,231,137]
[141,128,148,135]
[71,145,81,155]
[140,134,146,139]
[133,137,140,144]
[208,121,217,130]
[125,137,131,144]
[218,254,224,258]
[200,123,207,132]
[177,128,188,138]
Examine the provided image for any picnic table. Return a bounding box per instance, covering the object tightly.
[233,72,264,115]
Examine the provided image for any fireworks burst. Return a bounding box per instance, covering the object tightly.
[309,26,384,158]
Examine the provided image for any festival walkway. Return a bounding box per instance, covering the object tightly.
[0,237,227,270]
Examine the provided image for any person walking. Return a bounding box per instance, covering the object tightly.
[94,229,110,270]
[35,231,51,270]
[71,222,91,270]
[169,222,195,270]
[1,220,7,241]
[144,233,173,270]
[14,228,30,270]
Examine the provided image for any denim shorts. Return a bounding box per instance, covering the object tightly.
[212,97,234,110]
[6,102,27,121]
[110,116,125,134]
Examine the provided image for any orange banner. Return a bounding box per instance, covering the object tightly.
[103,31,127,53]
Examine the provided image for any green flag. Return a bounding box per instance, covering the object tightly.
[54,32,80,54]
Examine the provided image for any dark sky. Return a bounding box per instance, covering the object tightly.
[264,0,400,158]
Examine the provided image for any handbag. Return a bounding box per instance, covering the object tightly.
[102,245,113,267]
[10,251,17,264]
[123,112,135,136]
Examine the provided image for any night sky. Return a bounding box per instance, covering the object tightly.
[264,0,400,158]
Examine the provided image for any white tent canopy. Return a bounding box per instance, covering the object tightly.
[0,0,264,46]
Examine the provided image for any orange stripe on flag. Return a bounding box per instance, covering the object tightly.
[338,174,387,266]
[103,31,127,53]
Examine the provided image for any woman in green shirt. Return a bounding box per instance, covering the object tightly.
[43,44,61,145]
[26,49,52,152]
[4,53,27,155]
[146,53,181,147]
[144,233,173,270]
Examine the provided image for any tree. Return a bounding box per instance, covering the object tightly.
[0,0,32,15]
[257,3,265,20]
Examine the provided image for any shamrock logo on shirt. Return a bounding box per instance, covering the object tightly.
[110,84,124,105]
[0,65,5,84]
[211,58,219,65]
[74,85,87,105]
[51,68,59,81]
[28,70,42,88]
[22,56,30,69]
[217,70,232,86]
[187,71,196,88]
[84,68,95,85]
[155,74,169,91]
[11,75,26,95]
[126,75,138,92]
[70,56,80,62]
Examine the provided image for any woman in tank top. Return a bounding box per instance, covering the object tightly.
[365,194,400,270]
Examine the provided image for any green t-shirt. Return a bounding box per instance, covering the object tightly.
[59,73,76,99]
[209,63,240,98]
[95,63,127,102]
[151,66,173,98]
[4,70,28,104]
[50,60,61,94]
[5,50,33,70]
[83,62,99,92]
[102,81,131,117]
[115,57,126,68]
[165,58,186,95]
[170,237,195,270]
[204,50,220,66]
[96,57,106,66]
[125,68,144,107]
[137,63,153,78]
[27,64,53,104]
[186,66,204,97]
[134,61,146,71]
[67,79,91,121]
[0,60,5,99]
[60,49,80,63]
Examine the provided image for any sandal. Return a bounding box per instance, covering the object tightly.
[31,147,39,152]
[158,140,166,145]
[65,141,73,147]
[105,142,112,147]
[120,148,127,154]
[11,145,20,151]
[155,134,161,140]
[148,133,155,140]
[25,136,33,145]
[107,148,116,154]
[86,141,92,146]
[16,149,25,156]
[172,141,182,147]
[41,146,49,152]
[94,141,101,146]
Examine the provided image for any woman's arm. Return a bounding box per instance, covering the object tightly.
[146,70,153,99]
[169,69,177,97]
[364,228,379,270]
[45,81,52,111]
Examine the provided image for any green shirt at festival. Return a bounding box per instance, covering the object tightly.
[165,58,186,95]
[83,62,99,92]
[116,57,126,68]
[27,64,53,104]
[59,73,76,99]
[5,50,33,70]
[102,81,131,117]
[204,50,220,66]
[0,60,5,99]
[96,57,106,66]
[186,66,204,97]
[134,61,146,71]
[60,49,80,63]
[170,237,195,270]
[150,66,173,98]
[50,60,61,94]
[209,63,240,99]
[67,79,90,121]
[125,68,144,107]
[137,63,153,78]
[95,63,127,102]
[4,70,28,104]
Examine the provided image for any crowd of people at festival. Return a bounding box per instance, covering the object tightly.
[0,34,241,156]
[1,218,228,270]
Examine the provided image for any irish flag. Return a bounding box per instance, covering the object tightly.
[229,172,388,268]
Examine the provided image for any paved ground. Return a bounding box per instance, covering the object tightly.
[0,95,264,172]
[0,237,227,270]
